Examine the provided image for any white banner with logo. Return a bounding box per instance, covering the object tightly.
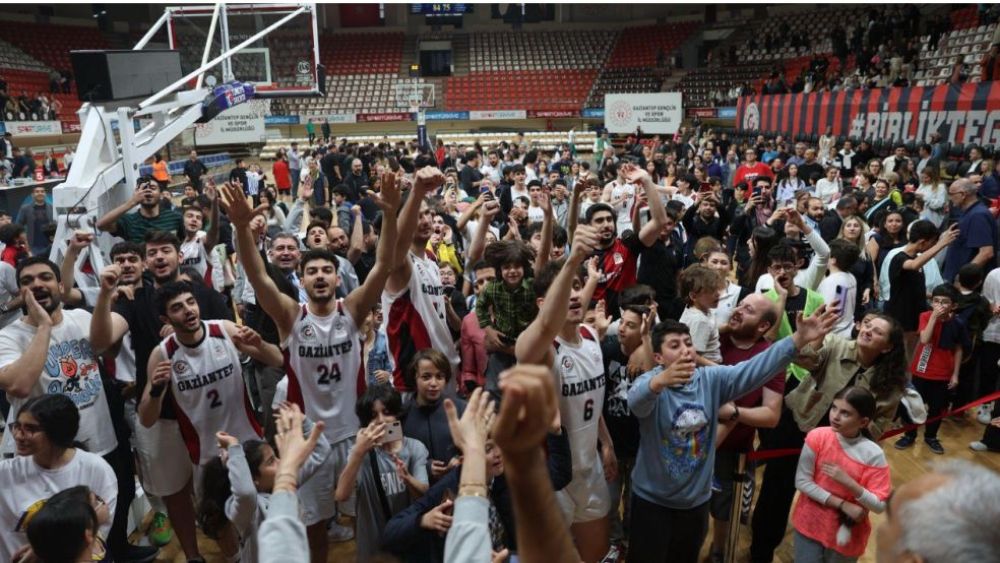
[191,100,266,145]
[604,93,683,134]
[468,109,527,120]
[4,121,62,137]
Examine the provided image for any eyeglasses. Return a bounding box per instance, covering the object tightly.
[947,190,964,196]
[769,264,797,273]
[931,298,953,305]
[9,422,43,437]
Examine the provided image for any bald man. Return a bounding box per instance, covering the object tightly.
[875,460,1000,562]
[942,178,997,284]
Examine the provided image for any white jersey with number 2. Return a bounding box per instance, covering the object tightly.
[163,320,262,465]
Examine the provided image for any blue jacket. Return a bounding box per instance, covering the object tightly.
[628,337,797,509]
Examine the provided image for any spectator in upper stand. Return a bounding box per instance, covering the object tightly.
[882,144,910,176]
[797,149,825,185]
[10,148,32,178]
[183,150,207,192]
[980,43,1000,82]
[981,158,1000,200]
[459,150,483,198]
[962,146,985,178]
[914,143,938,177]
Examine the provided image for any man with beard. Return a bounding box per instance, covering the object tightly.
[303,221,359,297]
[583,163,668,315]
[223,170,399,563]
[733,147,774,188]
[383,164,463,389]
[515,223,613,563]
[343,158,369,203]
[0,257,161,562]
[90,230,231,563]
[708,294,783,562]
[96,176,183,244]
[137,280,277,465]
[681,194,730,263]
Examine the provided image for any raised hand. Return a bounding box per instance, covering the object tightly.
[640,303,658,335]
[536,190,551,214]
[592,299,612,335]
[356,420,386,452]
[219,181,255,227]
[98,265,121,292]
[585,256,600,282]
[569,225,600,262]
[299,181,314,202]
[414,166,446,196]
[203,182,218,204]
[216,431,240,449]
[480,199,501,221]
[791,305,840,349]
[655,357,695,389]
[444,387,496,455]
[274,402,325,472]
[377,170,402,211]
[420,499,454,534]
[938,223,959,247]
[621,162,651,185]
[493,365,559,456]
[68,231,93,253]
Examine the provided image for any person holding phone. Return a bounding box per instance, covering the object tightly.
[335,385,429,562]
[95,175,183,244]
[817,240,860,337]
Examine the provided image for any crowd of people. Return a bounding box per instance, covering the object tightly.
[0,76,62,122]
[0,123,999,563]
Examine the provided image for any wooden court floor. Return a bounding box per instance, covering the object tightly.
[143,413,1000,562]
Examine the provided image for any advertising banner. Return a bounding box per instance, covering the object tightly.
[717,107,737,119]
[193,100,266,145]
[528,109,578,118]
[581,108,605,118]
[264,115,300,125]
[604,93,683,134]
[735,82,1000,146]
[424,111,469,121]
[357,112,413,123]
[304,113,357,124]
[685,107,718,118]
[468,109,527,120]
[3,121,62,137]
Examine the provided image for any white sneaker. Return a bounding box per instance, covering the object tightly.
[601,543,622,563]
[977,405,993,425]
[969,441,989,452]
[327,520,354,542]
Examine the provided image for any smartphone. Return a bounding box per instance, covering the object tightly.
[835,284,849,312]
[480,185,494,201]
[752,186,762,197]
[381,420,403,444]
[699,182,712,192]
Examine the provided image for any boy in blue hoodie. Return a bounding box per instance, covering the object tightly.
[626,306,839,563]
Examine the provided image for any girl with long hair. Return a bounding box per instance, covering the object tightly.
[837,216,875,316]
[792,387,890,562]
[776,163,807,206]
[915,166,948,228]
[26,486,111,563]
[865,210,907,300]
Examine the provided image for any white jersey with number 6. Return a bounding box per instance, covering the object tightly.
[552,325,606,474]
[162,321,262,465]
[282,300,365,443]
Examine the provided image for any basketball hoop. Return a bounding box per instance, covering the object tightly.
[394,82,435,114]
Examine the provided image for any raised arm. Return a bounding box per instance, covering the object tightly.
[138,348,170,427]
[59,232,91,306]
[533,191,554,272]
[623,164,668,247]
[346,205,364,265]
[90,266,131,354]
[220,182,300,341]
[0,290,51,398]
[903,224,958,271]
[387,167,446,294]
[96,184,146,234]
[202,183,221,251]
[515,225,599,364]
[345,171,401,323]
[566,179,585,246]
[466,197,500,266]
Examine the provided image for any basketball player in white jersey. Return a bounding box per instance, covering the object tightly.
[601,161,637,235]
[178,185,220,284]
[381,161,460,390]
[220,169,402,563]
[137,281,280,465]
[516,223,617,563]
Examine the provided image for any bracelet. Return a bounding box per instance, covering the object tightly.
[837,499,845,511]
[458,485,488,498]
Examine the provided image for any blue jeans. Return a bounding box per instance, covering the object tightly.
[290,168,301,199]
[793,530,858,563]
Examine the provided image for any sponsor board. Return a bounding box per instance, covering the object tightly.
[468,109,527,120]
[528,109,578,118]
[194,100,266,145]
[685,107,718,118]
[304,113,357,124]
[3,121,62,137]
[424,111,469,121]
[581,108,605,118]
[357,112,413,123]
[264,115,300,125]
[605,93,683,134]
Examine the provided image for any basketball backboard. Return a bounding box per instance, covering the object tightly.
[165,3,321,98]
[393,81,435,112]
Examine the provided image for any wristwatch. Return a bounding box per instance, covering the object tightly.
[729,405,740,422]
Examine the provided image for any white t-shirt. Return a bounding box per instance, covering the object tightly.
[680,306,722,362]
[180,231,209,280]
[817,271,857,337]
[711,282,743,327]
[0,309,117,457]
[0,450,117,563]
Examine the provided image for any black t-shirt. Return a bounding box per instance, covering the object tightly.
[886,251,927,331]
[458,166,483,198]
[637,232,683,314]
[114,276,234,418]
[784,288,808,332]
[601,335,639,459]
